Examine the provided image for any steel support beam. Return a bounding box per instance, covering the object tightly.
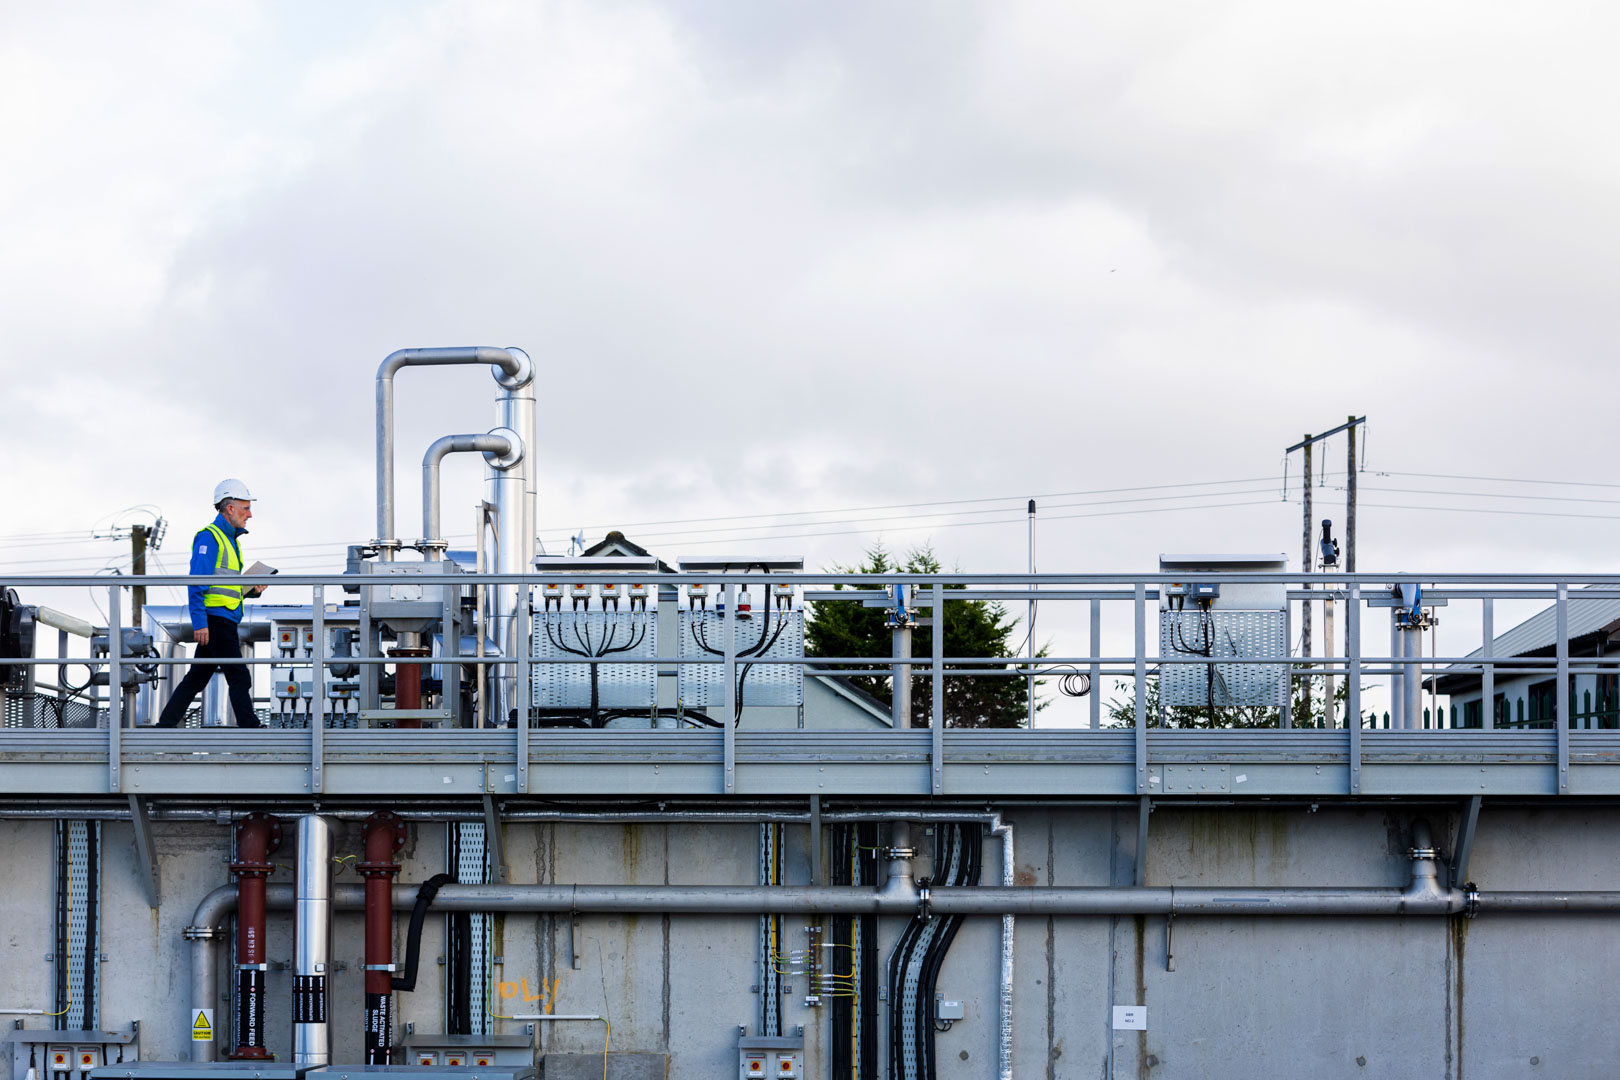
[1557,583,1570,793]
[482,794,509,885]
[931,583,944,795]
[128,794,160,908]
[1347,583,1362,794]
[1450,795,1482,888]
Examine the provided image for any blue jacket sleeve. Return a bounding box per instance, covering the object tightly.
[187,529,219,631]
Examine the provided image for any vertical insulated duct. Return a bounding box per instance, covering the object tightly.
[229,814,282,1059]
[293,815,335,1065]
[360,812,408,1064]
[489,351,536,728]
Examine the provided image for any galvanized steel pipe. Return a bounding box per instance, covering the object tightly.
[374,347,530,559]
[186,870,1620,1061]
[420,432,516,559]
[489,349,536,727]
[995,820,1014,1080]
[293,815,335,1065]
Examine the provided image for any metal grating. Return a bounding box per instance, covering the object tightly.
[59,820,100,1029]
[4,693,99,729]
[269,711,359,730]
[452,822,492,1036]
[531,610,657,709]
[1160,609,1287,708]
[677,610,803,708]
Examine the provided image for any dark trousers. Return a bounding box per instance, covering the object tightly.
[157,614,260,728]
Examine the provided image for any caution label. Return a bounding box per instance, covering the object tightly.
[191,1008,215,1042]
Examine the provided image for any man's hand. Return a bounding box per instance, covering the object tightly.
[248,586,266,598]
[195,627,210,647]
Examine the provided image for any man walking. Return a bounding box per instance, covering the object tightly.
[157,479,265,728]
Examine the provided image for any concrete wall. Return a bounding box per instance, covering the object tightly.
[1,805,1616,1078]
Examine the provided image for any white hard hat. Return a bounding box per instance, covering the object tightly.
[213,478,254,505]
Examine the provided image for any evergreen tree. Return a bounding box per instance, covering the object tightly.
[804,546,1031,728]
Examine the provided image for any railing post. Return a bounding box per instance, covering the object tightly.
[931,582,944,797]
[516,572,531,793]
[311,584,325,795]
[1481,598,1494,730]
[1089,597,1101,729]
[1347,583,1361,795]
[1134,583,1147,795]
[1556,582,1569,794]
[723,580,736,795]
[108,582,121,794]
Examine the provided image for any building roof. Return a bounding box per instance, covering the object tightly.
[1432,586,1620,694]
[580,530,675,573]
[1456,587,1620,663]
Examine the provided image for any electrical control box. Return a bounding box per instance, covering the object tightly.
[12,1028,138,1080]
[397,1032,534,1070]
[1158,554,1287,709]
[738,1035,803,1080]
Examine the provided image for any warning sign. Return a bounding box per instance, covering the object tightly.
[191,1009,214,1042]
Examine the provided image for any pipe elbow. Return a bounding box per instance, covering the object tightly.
[189,884,239,932]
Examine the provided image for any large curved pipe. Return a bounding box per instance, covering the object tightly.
[420,432,516,560]
[374,347,531,558]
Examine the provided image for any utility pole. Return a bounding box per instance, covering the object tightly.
[1285,419,1365,725]
[1346,416,1358,573]
[131,525,150,628]
[1301,437,1313,722]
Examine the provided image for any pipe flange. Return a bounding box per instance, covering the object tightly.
[1407,847,1437,861]
[1463,883,1480,919]
[918,884,932,921]
[357,860,403,878]
[183,926,220,940]
[228,862,275,878]
[483,427,523,471]
[370,539,404,555]
[491,347,534,390]
[363,963,399,972]
[236,963,270,972]
[413,539,450,554]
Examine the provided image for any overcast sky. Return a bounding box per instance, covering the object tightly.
[3,0,1617,692]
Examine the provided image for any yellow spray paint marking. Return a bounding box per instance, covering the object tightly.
[191,1009,215,1041]
[497,976,561,1014]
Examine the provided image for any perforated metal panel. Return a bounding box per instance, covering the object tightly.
[1160,609,1287,707]
[677,610,802,708]
[451,823,492,1036]
[4,693,98,728]
[530,610,657,709]
[58,820,99,1029]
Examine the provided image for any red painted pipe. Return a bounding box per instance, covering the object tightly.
[387,647,431,729]
[228,813,282,1060]
[360,811,407,1064]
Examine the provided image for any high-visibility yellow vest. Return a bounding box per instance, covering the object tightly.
[201,523,245,611]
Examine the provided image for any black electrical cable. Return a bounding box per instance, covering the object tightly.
[54,824,67,1016]
[917,825,979,1079]
[450,913,472,1034]
[885,890,926,1080]
[391,873,454,992]
[858,823,880,1080]
[82,823,98,1029]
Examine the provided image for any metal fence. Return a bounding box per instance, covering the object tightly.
[4,570,1619,798]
